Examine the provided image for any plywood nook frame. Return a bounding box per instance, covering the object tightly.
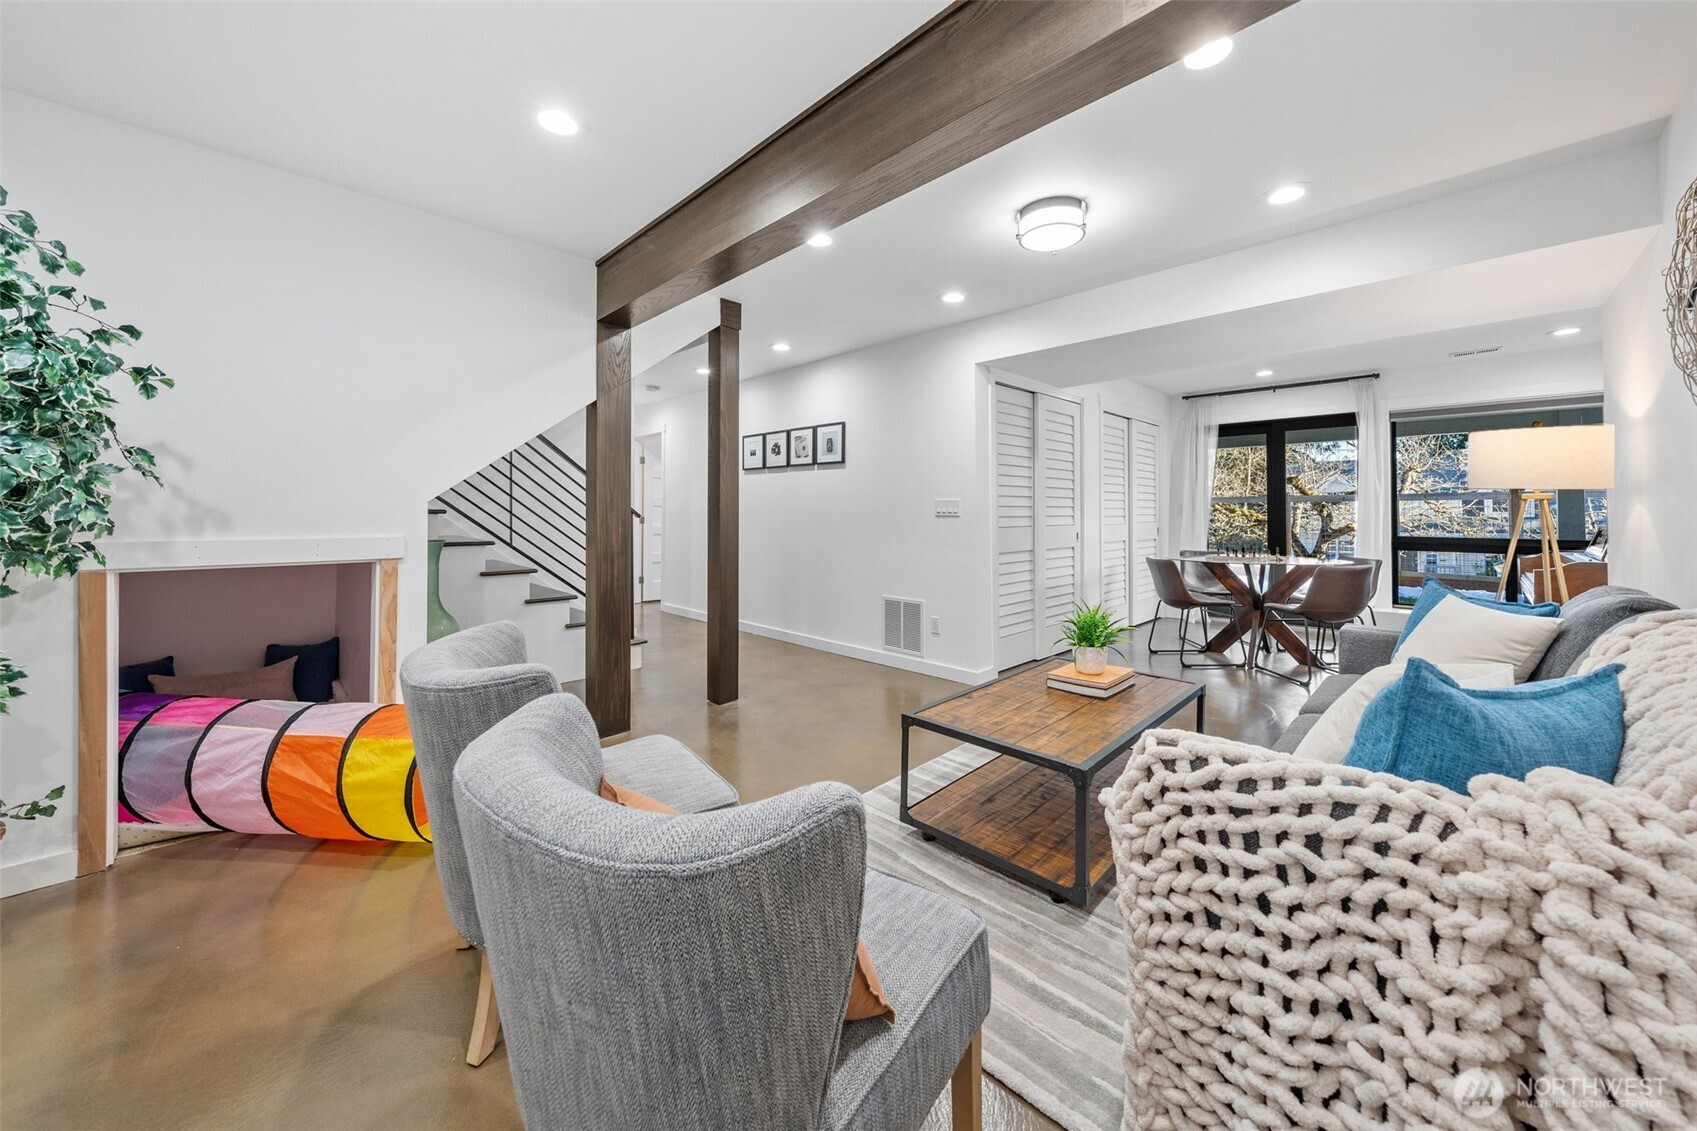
[74,537,404,877]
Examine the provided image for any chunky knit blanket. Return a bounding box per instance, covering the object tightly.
[1102,610,1697,1131]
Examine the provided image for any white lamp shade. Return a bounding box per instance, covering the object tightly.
[1466,423,1615,490]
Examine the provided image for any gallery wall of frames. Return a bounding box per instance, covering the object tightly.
[742,421,846,470]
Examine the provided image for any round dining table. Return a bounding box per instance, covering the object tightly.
[1193,555,1324,667]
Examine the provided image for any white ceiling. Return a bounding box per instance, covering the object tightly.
[0,0,946,259]
[990,230,1651,394]
[669,0,1695,382]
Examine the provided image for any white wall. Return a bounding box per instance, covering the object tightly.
[634,327,1173,684]
[1604,82,1697,607]
[0,94,596,894]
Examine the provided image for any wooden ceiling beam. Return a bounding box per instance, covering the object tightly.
[595,0,1293,327]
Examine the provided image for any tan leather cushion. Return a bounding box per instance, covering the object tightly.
[597,775,895,1024]
[150,656,297,699]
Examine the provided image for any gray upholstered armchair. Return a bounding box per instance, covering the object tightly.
[454,693,993,1130]
[399,621,738,1065]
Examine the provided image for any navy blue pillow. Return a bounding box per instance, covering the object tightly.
[1343,657,1625,795]
[1396,579,1560,650]
[118,655,174,693]
[264,637,340,702]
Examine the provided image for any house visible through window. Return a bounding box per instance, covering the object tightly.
[1209,415,1358,557]
[1391,403,1605,604]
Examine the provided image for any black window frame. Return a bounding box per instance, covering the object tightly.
[1389,409,1602,606]
[1213,413,1358,556]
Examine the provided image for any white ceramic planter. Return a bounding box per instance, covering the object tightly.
[1073,646,1108,675]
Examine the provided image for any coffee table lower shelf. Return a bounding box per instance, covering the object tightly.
[902,752,1125,907]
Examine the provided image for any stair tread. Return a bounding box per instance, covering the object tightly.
[630,637,649,647]
[440,539,495,548]
[427,507,447,515]
[524,593,579,605]
[481,564,539,577]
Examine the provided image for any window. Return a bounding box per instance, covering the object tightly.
[1391,404,1605,604]
[1209,414,1357,557]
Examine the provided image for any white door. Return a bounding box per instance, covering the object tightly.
[1101,411,1131,625]
[1130,418,1161,623]
[640,434,664,602]
[1037,396,1083,654]
[993,385,1038,670]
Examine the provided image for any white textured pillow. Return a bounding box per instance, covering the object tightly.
[1292,660,1515,763]
[1395,594,1564,682]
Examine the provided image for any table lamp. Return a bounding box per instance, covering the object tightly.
[1467,422,1614,603]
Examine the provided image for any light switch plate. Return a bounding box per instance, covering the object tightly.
[930,616,941,636]
[934,498,962,518]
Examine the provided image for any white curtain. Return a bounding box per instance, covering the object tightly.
[1173,396,1219,554]
[1352,376,1391,606]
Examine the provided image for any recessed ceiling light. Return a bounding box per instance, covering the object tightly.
[1263,183,1309,206]
[940,291,966,304]
[1182,37,1233,70]
[535,108,580,136]
[806,233,833,248]
[696,367,710,375]
[1548,326,1582,337]
[771,342,791,352]
[1255,369,1275,378]
[1015,196,1087,252]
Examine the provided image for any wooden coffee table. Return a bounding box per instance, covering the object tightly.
[900,659,1204,907]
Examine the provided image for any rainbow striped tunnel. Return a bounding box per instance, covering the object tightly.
[118,693,430,842]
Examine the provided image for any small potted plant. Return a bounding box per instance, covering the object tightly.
[1056,603,1133,675]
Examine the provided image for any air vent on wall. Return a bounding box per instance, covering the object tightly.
[883,597,924,657]
[1448,346,1502,358]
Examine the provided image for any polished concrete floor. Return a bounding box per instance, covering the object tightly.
[0,608,1306,1130]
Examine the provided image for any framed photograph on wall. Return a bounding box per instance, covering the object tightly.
[763,431,788,468]
[742,434,764,471]
[789,427,815,466]
[815,421,846,465]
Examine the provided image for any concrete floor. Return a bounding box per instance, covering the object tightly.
[0,607,1306,1130]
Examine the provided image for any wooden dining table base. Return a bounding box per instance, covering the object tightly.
[1200,560,1322,667]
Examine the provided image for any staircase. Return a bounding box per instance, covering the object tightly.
[429,433,644,683]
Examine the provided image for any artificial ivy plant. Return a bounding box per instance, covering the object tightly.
[1,186,172,717]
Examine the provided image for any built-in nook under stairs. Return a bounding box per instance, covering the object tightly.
[429,432,644,684]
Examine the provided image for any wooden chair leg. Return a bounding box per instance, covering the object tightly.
[466,950,502,1067]
[951,1028,982,1131]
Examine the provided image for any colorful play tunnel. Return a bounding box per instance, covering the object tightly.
[119,694,430,842]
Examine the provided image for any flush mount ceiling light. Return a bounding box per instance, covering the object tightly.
[1255,369,1275,378]
[1015,196,1087,253]
[1182,37,1233,70]
[771,342,791,352]
[940,291,966,304]
[696,367,710,375]
[1548,326,1583,337]
[806,233,834,248]
[1263,183,1309,206]
[535,108,581,136]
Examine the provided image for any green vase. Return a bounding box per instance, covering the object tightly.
[426,539,461,641]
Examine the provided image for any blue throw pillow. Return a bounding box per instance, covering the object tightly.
[118,655,174,694]
[1396,579,1560,649]
[1343,657,1624,794]
[264,637,340,702]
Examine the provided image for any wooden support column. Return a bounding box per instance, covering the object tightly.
[586,320,634,737]
[707,298,741,704]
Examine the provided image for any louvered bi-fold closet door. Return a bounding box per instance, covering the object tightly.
[1037,397,1083,655]
[1101,411,1132,625]
[1130,418,1161,623]
[994,385,1038,670]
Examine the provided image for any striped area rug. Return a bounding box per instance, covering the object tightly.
[864,745,1126,1131]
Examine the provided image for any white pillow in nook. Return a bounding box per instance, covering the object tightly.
[1293,660,1515,764]
[1394,594,1564,682]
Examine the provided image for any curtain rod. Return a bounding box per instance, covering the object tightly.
[1181,373,1379,401]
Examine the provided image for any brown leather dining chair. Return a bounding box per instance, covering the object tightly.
[1146,558,1248,668]
[1260,562,1377,686]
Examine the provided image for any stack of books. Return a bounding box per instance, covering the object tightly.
[1047,662,1136,699]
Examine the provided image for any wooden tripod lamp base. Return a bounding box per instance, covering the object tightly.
[1495,491,1569,604]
